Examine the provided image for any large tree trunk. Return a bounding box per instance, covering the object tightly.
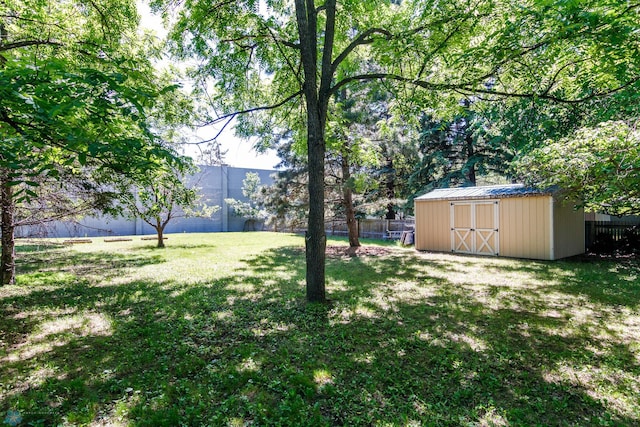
[1,173,16,285]
[0,32,14,286]
[305,115,327,303]
[295,0,332,303]
[341,156,360,247]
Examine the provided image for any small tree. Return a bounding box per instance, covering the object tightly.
[225,172,268,231]
[118,165,219,248]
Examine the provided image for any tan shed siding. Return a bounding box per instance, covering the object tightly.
[415,200,450,252]
[553,201,585,259]
[499,196,552,259]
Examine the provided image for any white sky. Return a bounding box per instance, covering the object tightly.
[137,1,280,170]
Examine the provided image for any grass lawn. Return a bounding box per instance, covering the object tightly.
[1,232,639,426]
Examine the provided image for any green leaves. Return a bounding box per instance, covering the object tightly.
[0,0,187,202]
[226,173,268,220]
[515,119,640,215]
[115,162,219,246]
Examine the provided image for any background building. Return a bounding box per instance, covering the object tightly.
[17,166,274,238]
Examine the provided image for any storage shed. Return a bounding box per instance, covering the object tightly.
[414,184,584,260]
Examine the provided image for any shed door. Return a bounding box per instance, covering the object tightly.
[451,201,499,256]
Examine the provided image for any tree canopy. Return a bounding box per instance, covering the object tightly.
[407,107,512,197]
[0,0,184,186]
[516,120,640,216]
[157,0,640,302]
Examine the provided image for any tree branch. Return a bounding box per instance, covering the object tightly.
[194,114,235,145]
[86,0,119,42]
[209,0,236,11]
[540,58,590,97]
[416,23,464,80]
[220,34,262,44]
[0,39,63,52]
[330,71,640,105]
[331,11,479,75]
[279,39,301,49]
[204,90,303,126]
[266,26,302,86]
[15,201,100,227]
[455,75,640,104]
[331,28,392,73]
[319,0,336,109]
[306,0,318,67]
[0,14,68,34]
[329,73,466,96]
[621,3,640,15]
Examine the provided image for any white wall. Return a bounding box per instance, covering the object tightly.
[16,166,275,238]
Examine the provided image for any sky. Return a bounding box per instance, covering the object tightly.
[137,1,281,170]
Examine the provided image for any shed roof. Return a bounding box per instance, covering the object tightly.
[415,184,550,201]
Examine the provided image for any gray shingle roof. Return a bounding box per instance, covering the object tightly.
[415,184,550,201]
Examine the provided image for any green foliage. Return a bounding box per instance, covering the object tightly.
[117,163,219,243]
[155,0,640,300]
[0,0,195,283]
[515,120,640,215]
[407,109,512,197]
[225,172,268,220]
[158,0,640,190]
[1,233,639,425]
[0,0,185,194]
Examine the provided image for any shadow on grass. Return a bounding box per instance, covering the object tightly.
[473,257,640,309]
[16,247,165,277]
[15,241,67,254]
[1,245,638,426]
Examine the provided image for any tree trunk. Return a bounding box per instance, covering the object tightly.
[385,156,395,220]
[0,33,15,286]
[1,173,16,285]
[341,156,360,247]
[465,132,477,185]
[155,222,165,248]
[305,115,327,303]
[295,0,333,303]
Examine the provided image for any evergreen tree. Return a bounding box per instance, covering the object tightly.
[407,105,512,199]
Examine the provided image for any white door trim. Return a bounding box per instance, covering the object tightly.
[450,200,499,256]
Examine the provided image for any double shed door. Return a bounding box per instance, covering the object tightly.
[450,201,499,256]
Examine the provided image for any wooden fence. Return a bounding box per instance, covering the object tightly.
[324,219,414,240]
[585,220,640,253]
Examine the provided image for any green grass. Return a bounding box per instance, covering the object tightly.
[1,232,639,426]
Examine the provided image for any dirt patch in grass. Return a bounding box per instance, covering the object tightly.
[293,244,396,258]
[326,245,395,258]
